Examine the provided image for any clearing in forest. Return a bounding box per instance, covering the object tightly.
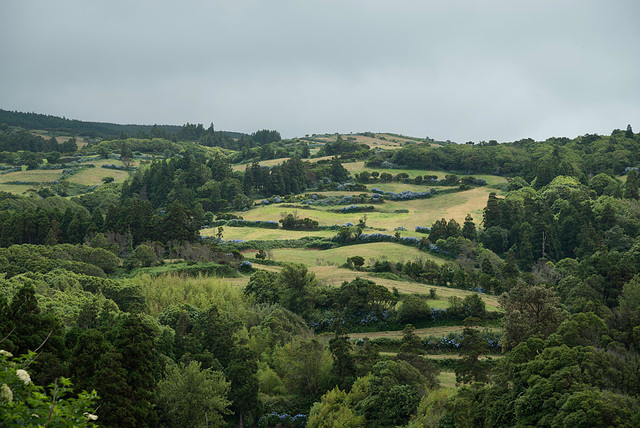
[231,185,496,229]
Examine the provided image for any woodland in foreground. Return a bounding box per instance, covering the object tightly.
[1,110,640,427]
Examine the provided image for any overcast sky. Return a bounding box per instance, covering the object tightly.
[1,1,639,142]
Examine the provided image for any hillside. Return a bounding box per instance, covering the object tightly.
[1,114,640,426]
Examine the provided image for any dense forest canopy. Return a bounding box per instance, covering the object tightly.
[1,110,640,427]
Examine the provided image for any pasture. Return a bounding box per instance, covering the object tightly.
[313,133,424,150]
[232,185,495,230]
[66,159,133,185]
[341,161,508,187]
[349,325,469,340]
[267,242,441,267]
[0,168,63,183]
[201,226,336,241]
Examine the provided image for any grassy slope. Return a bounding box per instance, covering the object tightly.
[267,242,440,267]
[230,185,496,231]
[0,158,135,194]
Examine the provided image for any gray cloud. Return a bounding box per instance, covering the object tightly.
[1,0,639,142]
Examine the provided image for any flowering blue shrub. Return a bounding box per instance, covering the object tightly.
[299,194,383,206]
[399,236,421,246]
[431,308,447,321]
[311,309,394,332]
[424,331,501,351]
[260,196,283,205]
[415,226,430,234]
[258,412,308,428]
[101,163,135,171]
[318,222,354,231]
[388,190,435,200]
[356,233,396,243]
[335,205,375,214]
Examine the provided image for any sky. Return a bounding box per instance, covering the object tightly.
[1,1,639,142]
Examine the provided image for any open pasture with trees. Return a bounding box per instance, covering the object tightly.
[229,185,496,232]
[267,242,436,267]
[2,111,640,427]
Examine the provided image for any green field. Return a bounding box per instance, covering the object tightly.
[0,158,135,193]
[267,242,442,267]
[0,169,63,184]
[201,226,336,241]
[66,159,134,185]
[341,161,508,186]
[438,372,457,389]
[232,186,495,230]
[349,325,486,340]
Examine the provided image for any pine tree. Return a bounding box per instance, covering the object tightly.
[462,214,477,241]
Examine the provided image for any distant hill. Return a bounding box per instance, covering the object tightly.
[0,109,245,140]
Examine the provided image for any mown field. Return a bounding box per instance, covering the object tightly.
[231,185,496,231]
[341,161,508,187]
[348,325,498,340]
[201,226,337,241]
[310,133,440,150]
[66,159,134,185]
[0,158,136,194]
[267,242,439,267]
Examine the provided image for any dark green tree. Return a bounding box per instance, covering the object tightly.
[329,329,357,391]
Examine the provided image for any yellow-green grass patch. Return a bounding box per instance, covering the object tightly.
[268,243,438,267]
[438,371,457,388]
[427,353,503,361]
[236,185,495,230]
[31,132,88,149]
[0,169,63,183]
[349,325,467,340]
[66,160,133,185]
[200,226,336,241]
[349,325,501,341]
[342,161,507,187]
[232,157,291,172]
[313,133,420,149]
[231,155,335,172]
[0,184,36,194]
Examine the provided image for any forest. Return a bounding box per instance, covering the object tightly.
[1,110,640,427]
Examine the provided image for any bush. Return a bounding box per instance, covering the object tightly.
[397,295,431,323]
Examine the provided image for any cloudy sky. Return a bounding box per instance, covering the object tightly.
[1,1,639,142]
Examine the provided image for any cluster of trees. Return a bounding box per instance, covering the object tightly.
[316,135,370,158]
[375,126,638,179]
[0,125,77,159]
[0,109,183,138]
[0,192,199,250]
[0,260,445,427]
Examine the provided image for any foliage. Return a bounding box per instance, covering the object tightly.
[1,351,99,427]
[499,284,564,350]
[157,361,231,428]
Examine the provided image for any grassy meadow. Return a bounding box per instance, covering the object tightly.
[0,169,63,183]
[201,226,336,241]
[267,242,439,267]
[231,185,495,231]
[0,158,135,194]
[66,159,134,185]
